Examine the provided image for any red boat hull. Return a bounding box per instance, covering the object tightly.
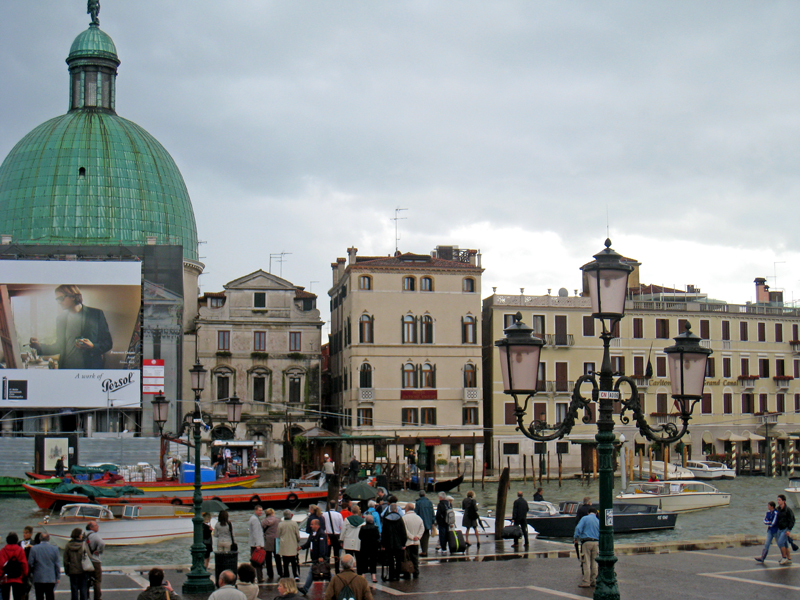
[24,483,328,511]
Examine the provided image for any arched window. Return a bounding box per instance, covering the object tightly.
[421,276,433,292]
[359,314,374,343]
[250,367,271,403]
[286,368,304,404]
[214,367,234,400]
[421,363,436,388]
[420,315,434,344]
[463,277,475,293]
[403,276,416,291]
[359,275,372,291]
[359,363,373,388]
[462,315,477,344]
[402,363,417,388]
[464,363,477,388]
[402,314,417,343]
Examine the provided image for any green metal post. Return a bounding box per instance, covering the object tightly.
[594,329,619,600]
[182,402,215,594]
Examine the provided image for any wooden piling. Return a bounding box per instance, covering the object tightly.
[638,448,643,480]
[558,452,563,487]
[523,454,527,483]
[648,446,653,480]
[547,452,551,483]
[494,467,511,541]
[531,454,536,483]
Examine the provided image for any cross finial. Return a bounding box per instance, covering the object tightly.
[88,1,100,27]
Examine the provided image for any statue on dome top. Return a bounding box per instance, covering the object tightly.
[88,0,100,26]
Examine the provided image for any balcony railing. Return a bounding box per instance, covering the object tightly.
[738,377,757,389]
[722,341,731,350]
[463,387,480,402]
[650,413,678,425]
[758,413,779,425]
[773,377,792,389]
[791,341,800,353]
[546,380,574,393]
[633,376,650,388]
[545,333,574,347]
[358,388,374,402]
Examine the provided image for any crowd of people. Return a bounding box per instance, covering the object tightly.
[0,521,104,600]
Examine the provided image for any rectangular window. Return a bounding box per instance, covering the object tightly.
[656,319,669,339]
[533,402,547,424]
[611,356,625,375]
[210,297,224,307]
[777,394,785,413]
[723,393,732,414]
[700,320,710,340]
[254,331,266,352]
[359,276,372,291]
[678,318,688,334]
[656,393,668,414]
[740,322,748,341]
[504,402,516,425]
[217,330,230,351]
[253,376,265,402]
[554,315,568,345]
[421,277,433,291]
[462,407,479,426]
[254,292,266,308]
[288,377,301,403]
[402,408,419,426]
[583,315,595,337]
[217,375,229,400]
[796,394,800,413]
[633,356,644,377]
[776,359,785,377]
[504,314,517,328]
[633,318,643,339]
[795,359,800,379]
[794,324,800,341]
[555,402,568,425]
[503,443,519,455]
[289,332,301,352]
[721,320,730,341]
[357,408,373,426]
[656,356,667,378]
[741,358,749,377]
[775,323,783,343]
[723,357,732,378]
[759,394,768,413]
[742,393,754,414]
[583,362,595,376]
[701,393,712,414]
[758,322,766,342]
[403,277,415,291]
[421,408,437,425]
[759,358,769,378]
[555,362,569,392]
[532,315,545,337]
[706,357,716,378]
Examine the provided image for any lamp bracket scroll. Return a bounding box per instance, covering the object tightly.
[617,375,688,444]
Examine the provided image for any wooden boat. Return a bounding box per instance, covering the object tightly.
[616,480,730,512]
[407,472,465,493]
[27,470,258,492]
[684,460,736,480]
[25,482,328,511]
[525,500,677,537]
[446,508,537,545]
[41,503,193,546]
[0,476,63,496]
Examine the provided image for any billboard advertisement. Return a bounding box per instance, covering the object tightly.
[0,260,142,408]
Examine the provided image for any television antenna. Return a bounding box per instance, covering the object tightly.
[391,207,408,253]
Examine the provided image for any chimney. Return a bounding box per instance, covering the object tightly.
[347,247,358,265]
[754,277,769,304]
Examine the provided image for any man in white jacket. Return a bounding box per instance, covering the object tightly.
[402,503,425,579]
[248,505,265,582]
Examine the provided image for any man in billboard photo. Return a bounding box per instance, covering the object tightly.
[29,285,113,369]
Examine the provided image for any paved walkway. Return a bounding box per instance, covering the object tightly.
[44,539,798,600]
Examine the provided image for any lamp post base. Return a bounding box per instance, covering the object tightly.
[182,573,216,595]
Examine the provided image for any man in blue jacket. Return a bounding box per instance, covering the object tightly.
[415,491,434,556]
[27,533,61,600]
[573,508,600,588]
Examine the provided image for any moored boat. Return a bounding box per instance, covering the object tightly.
[616,480,731,512]
[684,460,736,480]
[525,500,677,537]
[0,476,63,496]
[41,503,193,546]
[786,477,800,510]
[636,462,695,481]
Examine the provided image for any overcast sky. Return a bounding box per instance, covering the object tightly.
[3,1,800,333]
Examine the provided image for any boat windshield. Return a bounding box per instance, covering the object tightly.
[59,505,111,519]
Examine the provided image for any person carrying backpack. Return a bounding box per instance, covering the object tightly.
[322,554,372,600]
[1,531,29,600]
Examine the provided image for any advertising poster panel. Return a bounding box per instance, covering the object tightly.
[0,260,142,408]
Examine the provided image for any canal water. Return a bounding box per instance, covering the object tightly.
[2,475,791,566]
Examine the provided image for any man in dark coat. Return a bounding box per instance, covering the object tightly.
[298,519,328,595]
[415,491,434,556]
[434,492,450,554]
[511,491,530,547]
[381,504,407,582]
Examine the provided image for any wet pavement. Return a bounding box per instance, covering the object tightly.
[46,538,799,600]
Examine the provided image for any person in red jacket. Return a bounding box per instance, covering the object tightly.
[1,531,30,600]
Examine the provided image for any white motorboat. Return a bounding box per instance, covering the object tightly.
[41,503,195,546]
[684,460,736,480]
[616,480,731,512]
[636,462,694,480]
[439,508,538,546]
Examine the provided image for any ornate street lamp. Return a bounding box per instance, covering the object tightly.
[494,239,712,600]
[150,393,169,435]
[225,394,243,430]
[182,361,215,594]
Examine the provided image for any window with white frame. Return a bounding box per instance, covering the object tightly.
[462,315,476,344]
[420,315,434,344]
[359,314,374,343]
[463,363,477,388]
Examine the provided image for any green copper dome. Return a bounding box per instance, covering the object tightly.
[69,24,118,62]
[0,16,199,261]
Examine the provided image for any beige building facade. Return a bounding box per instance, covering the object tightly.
[483,269,800,472]
[329,246,485,469]
[183,270,323,466]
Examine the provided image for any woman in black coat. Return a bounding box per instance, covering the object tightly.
[358,514,381,583]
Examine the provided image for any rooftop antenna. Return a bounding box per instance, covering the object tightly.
[269,252,292,277]
[391,207,408,253]
[772,261,785,289]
